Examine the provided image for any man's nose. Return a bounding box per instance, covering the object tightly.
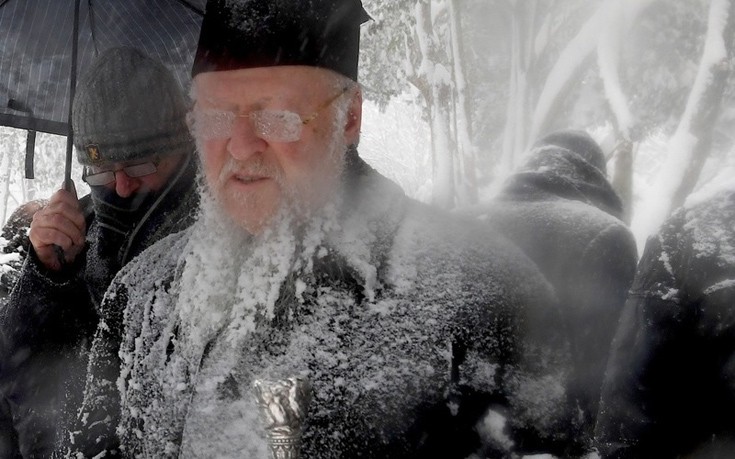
[227,116,267,160]
[114,170,140,198]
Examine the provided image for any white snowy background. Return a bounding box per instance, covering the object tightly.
[0,2,733,457]
[1,0,734,252]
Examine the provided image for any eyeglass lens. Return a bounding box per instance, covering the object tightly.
[84,162,157,186]
[190,109,303,143]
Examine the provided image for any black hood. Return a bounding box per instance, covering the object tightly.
[499,145,624,220]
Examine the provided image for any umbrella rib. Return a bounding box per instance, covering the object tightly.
[88,0,99,55]
[64,0,83,188]
[170,0,204,16]
[0,0,13,9]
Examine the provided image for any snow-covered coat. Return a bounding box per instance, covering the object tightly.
[0,200,45,305]
[0,155,198,458]
[74,153,576,458]
[459,144,637,452]
[595,187,735,459]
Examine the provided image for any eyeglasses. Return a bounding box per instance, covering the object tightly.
[82,160,158,186]
[188,86,350,143]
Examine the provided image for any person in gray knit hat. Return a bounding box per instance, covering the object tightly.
[73,46,192,168]
[0,46,198,457]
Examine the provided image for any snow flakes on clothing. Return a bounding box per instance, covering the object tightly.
[75,159,573,458]
[682,191,735,266]
[638,189,735,303]
[595,184,735,459]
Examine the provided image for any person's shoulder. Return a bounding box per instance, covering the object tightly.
[672,188,735,292]
[489,198,629,235]
[679,188,735,245]
[399,200,510,255]
[642,187,735,275]
[546,200,638,257]
[114,227,191,290]
[394,199,552,298]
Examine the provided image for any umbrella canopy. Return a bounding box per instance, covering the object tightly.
[0,0,205,180]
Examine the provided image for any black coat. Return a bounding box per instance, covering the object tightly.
[460,145,638,453]
[71,153,577,458]
[0,155,198,458]
[595,188,735,458]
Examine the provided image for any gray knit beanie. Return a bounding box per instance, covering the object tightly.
[73,46,192,166]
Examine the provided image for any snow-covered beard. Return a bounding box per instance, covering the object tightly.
[173,170,343,377]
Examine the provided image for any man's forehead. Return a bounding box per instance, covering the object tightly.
[194,66,335,102]
[196,65,334,86]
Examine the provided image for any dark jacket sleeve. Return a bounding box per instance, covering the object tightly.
[568,222,637,437]
[0,248,95,458]
[0,248,90,345]
[0,395,21,458]
[67,282,127,457]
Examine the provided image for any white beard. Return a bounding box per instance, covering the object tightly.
[173,181,343,376]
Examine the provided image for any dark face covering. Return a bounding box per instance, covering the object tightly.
[84,155,197,309]
[90,185,161,238]
[86,186,162,309]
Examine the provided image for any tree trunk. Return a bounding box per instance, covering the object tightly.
[414,1,456,209]
[610,139,634,224]
[501,1,532,175]
[0,149,12,224]
[449,0,478,205]
[635,0,734,239]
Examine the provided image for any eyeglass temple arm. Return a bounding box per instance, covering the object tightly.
[301,86,352,125]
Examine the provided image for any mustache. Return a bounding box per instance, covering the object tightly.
[217,156,283,186]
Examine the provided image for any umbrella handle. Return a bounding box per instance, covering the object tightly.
[62,177,74,193]
[53,245,67,269]
[53,178,77,269]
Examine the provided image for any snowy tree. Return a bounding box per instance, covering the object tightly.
[498,0,595,173]
[0,127,87,224]
[361,0,477,209]
[633,0,735,240]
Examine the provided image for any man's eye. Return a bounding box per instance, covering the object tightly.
[250,109,303,142]
[191,109,236,139]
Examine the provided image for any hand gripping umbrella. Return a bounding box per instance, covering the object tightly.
[0,0,204,188]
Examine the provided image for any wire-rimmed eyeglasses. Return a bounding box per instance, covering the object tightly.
[82,159,159,186]
[188,86,351,143]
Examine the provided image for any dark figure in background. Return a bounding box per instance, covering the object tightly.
[596,186,735,458]
[0,200,46,303]
[0,200,43,458]
[502,130,625,219]
[71,1,576,457]
[0,47,198,457]
[459,130,638,454]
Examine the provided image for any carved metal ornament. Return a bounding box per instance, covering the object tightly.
[253,376,313,459]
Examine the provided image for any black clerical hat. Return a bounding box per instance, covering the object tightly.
[192,0,371,81]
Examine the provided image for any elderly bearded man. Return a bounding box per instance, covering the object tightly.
[71,1,578,457]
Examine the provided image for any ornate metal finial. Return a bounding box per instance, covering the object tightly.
[253,376,312,459]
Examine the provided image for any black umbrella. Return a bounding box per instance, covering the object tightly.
[0,0,204,186]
